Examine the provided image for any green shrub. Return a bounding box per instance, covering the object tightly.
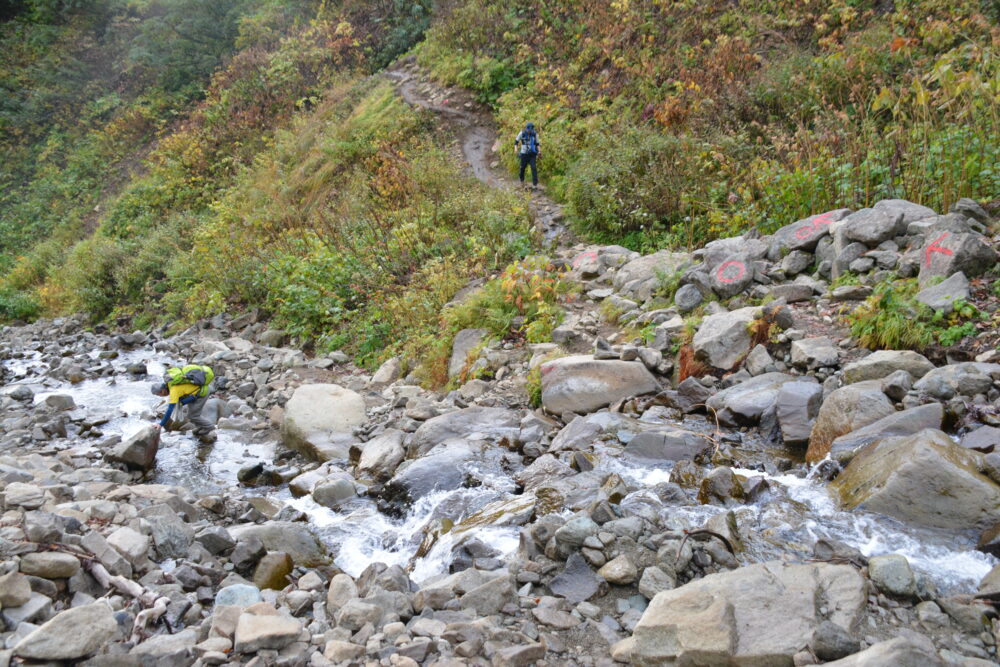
[0,288,41,321]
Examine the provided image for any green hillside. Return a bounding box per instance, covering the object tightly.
[1,0,997,372]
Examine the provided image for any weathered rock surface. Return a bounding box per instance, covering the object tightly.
[540,355,659,415]
[449,328,488,379]
[409,407,520,457]
[705,372,803,427]
[14,603,117,661]
[282,384,366,461]
[692,307,762,371]
[106,424,160,471]
[806,381,895,463]
[833,429,1000,530]
[829,403,944,464]
[630,561,865,665]
[842,350,935,384]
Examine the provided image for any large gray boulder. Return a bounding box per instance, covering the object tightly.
[624,430,712,463]
[14,603,117,661]
[913,362,1000,400]
[692,307,762,371]
[228,522,327,567]
[449,328,488,379]
[832,429,1000,530]
[790,337,839,369]
[613,250,692,302]
[918,231,996,284]
[772,209,851,252]
[829,403,944,464]
[357,429,405,480]
[282,384,366,461]
[409,407,520,457]
[705,372,803,427]
[841,207,906,246]
[385,440,478,501]
[540,356,660,415]
[776,381,824,445]
[842,350,934,384]
[708,254,754,299]
[629,561,865,666]
[873,198,937,224]
[807,381,894,463]
[106,425,159,471]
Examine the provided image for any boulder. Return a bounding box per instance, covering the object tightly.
[790,337,839,369]
[106,425,159,471]
[228,522,327,567]
[776,381,824,446]
[806,381,894,463]
[841,207,906,246]
[913,362,1000,400]
[842,350,935,384]
[823,634,944,667]
[772,209,852,252]
[449,328,488,379]
[14,602,117,661]
[357,429,405,480]
[873,198,937,224]
[613,250,691,302]
[692,307,762,371]
[282,384,366,461]
[630,561,865,666]
[409,407,520,457]
[624,430,712,463]
[918,231,996,283]
[540,356,660,415]
[829,403,944,464]
[744,344,773,376]
[384,440,477,502]
[370,357,402,387]
[832,429,1000,530]
[706,372,805,427]
[868,554,917,599]
[961,426,1000,453]
[708,254,754,299]
[915,272,970,313]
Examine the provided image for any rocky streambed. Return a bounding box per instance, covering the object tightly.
[2,197,1000,666]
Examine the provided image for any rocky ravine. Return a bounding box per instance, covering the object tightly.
[1,195,1000,666]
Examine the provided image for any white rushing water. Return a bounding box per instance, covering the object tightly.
[4,345,995,593]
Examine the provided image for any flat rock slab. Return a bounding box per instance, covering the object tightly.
[549,552,604,603]
[630,561,865,666]
[915,272,970,313]
[540,356,660,415]
[15,602,117,661]
[842,350,934,384]
[830,403,944,464]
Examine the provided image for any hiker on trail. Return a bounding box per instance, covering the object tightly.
[151,364,217,444]
[514,122,540,188]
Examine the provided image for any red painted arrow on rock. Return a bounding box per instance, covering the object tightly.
[924,232,954,266]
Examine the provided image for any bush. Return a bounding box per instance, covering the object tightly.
[0,288,40,321]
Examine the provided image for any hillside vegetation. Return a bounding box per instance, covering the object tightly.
[0,0,997,374]
[419,0,999,248]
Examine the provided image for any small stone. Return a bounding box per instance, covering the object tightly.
[215,584,263,608]
[598,555,638,585]
[868,554,917,599]
[810,620,860,661]
[0,571,32,607]
[20,552,81,579]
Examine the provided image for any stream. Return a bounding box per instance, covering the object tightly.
[3,344,995,591]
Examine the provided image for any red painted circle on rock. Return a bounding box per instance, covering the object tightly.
[716,260,746,284]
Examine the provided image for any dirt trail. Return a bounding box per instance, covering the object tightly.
[386,59,571,248]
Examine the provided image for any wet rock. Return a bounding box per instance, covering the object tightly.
[43,393,76,410]
[810,621,860,662]
[549,553,604,603]
[252,552,293,590]
[776,381,823,446]
[806,381,894,463]
[842,350,935,384]
[409,407,519,457]
[357,429,405,480]
[228,522,327,567]
[915,272,970,313]
[540,355,660,415]
[282,384,366,461]
[822,634,944,666]
[624,430,712,463]
[515,454,574,491]
[868,554,917,599]
[20,551,80,579]
[829,403,944,464]
[14,602,117,661]
[698,467,744,505]
[914,362,1000,400]
[630,561,864,666]
[382,440,477,507]
[312,478,356,508]
[706,372,803,427]
[692,307,762,371]
[833,429,1000,530]
[790,337,839,369]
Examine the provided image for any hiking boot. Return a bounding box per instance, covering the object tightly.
[196,430,217,444]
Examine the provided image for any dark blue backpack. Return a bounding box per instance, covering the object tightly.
[521,129,538,155]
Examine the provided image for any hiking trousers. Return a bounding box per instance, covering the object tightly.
[519,153,538,186]
[184,395,215,435]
